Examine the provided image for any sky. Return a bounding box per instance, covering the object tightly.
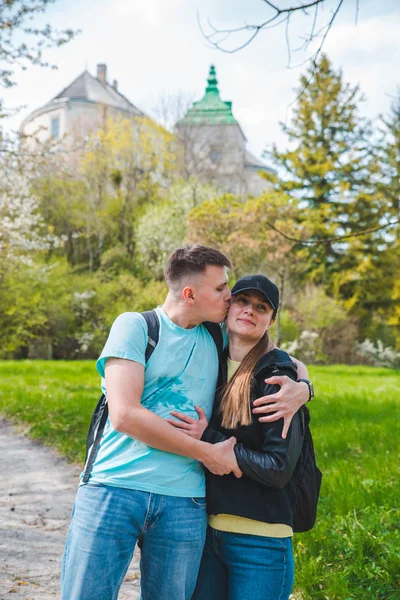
[3,0,400,161]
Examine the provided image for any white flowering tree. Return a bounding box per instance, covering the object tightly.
[0,175,47,262]
[356,340,400,369]
[0,172,63,266]
[0,173,60,356]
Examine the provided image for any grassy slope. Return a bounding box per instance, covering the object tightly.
[0,361,399,599]
[0,361,98,462]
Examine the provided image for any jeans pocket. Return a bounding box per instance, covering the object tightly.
[190,497,207,508]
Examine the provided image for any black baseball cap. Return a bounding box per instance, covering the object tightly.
[231,274,279,312]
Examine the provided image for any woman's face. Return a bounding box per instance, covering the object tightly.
[227,290,275,342]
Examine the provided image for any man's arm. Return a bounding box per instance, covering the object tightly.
[105,358,242,477]
[252,357,310,439]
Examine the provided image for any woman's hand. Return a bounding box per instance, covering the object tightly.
[166,406,208,440]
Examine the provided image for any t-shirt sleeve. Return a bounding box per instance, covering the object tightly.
[96,312,148,378]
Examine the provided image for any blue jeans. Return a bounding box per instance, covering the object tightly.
[61,482,207,600]
[192,526,294,600]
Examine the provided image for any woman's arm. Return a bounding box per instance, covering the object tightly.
[234,365,304,489]
[234,413,302,489]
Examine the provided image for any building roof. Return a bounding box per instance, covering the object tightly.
[20,66,144,127]
[177,65,239,126]
[245,150,274,173]
[52,70,143,115]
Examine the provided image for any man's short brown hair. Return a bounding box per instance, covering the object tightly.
[165,245,232,288]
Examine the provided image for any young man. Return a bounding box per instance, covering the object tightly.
[61,245,311,600]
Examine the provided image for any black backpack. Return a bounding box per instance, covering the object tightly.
[82,310,223,483]
[293,406,322,533]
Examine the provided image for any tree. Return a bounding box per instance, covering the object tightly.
[0,0,76,89]
[186,190,309,343]
[329,94,400,347]
[32,174,88,265]
[32,116,179,271]
[0,172,53,263]
[0,0,77,195]
[79,116,177,270]
[376,92,400,224]
[264,54,382,282]
[375,93,400,347]
[149,91,195,133]
[135,178,219,280]
[287,285,359,363]
[201,0,350,62]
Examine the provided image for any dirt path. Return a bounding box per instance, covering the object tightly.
[0,418,302,600]
[0,419,140,600]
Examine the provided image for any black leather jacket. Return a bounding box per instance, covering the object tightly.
[202,348,304,527]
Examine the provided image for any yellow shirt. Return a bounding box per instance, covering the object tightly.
[209,514,293,538]
[227,357,241,381]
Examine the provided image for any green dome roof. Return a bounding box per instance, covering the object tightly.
[178,65,238,126]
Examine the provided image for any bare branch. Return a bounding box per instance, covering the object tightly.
[285,12,291,66]
[304,2,320,51]
[0,0,79,90]
[283,0,344,124]
[355,0,360,25]
[264,218,399,246]
[197,7,288,54]
[261,0,326,13]
[199,0,346,69]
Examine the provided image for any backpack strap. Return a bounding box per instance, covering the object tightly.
[203,321,224,389]
[82,309,160,483]
[142,309,160,361]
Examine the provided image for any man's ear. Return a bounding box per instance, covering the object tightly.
[182,286,195,304]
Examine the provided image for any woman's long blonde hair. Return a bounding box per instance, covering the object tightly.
[219,332,270,429]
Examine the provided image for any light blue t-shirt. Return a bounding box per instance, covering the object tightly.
[85,306,219,497]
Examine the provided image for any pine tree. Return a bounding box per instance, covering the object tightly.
[340,94,400,347]
[377,91,400,221]
[265,54,380,283]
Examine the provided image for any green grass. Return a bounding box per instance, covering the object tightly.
[0,361,399,599]
[0,360,98,462]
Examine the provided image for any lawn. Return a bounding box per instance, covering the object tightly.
[0,361,399,599]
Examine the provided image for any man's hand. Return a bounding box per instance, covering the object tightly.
[252,377,309,439]
[167,409,242,478]
[166,406,208,440]
[201,437,242,478]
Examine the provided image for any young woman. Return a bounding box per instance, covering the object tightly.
[168,274,304,600]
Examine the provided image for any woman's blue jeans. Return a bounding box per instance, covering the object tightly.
[61,482,207,600]
[192,526,294,600]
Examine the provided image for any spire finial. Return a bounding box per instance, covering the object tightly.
[176,65,237,126]
[206,65,219,95]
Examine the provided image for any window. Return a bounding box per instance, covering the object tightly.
[51,117,60,139]
[210,149,222,163]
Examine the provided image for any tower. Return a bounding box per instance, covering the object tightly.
[176,65,247,196]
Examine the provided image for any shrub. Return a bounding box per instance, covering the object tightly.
[283,286,359,363]
[356,339,400,369]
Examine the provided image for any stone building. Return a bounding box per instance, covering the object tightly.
[20,64,144,146]
[20,63,272,196]
[176,65,273,197]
